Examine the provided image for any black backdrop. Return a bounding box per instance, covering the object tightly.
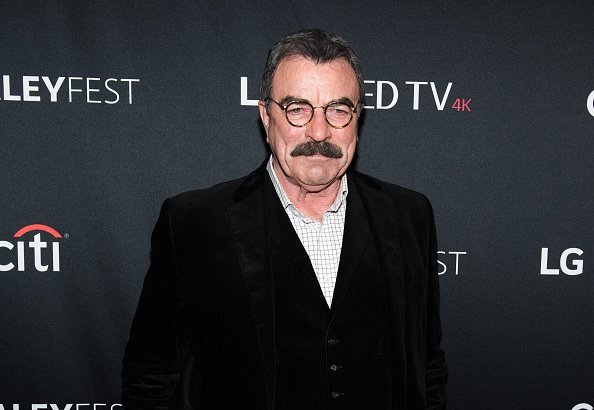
[1,1,593,408]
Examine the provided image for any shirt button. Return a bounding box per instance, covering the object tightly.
[331,391,344,399]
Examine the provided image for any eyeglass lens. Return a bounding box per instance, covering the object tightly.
[285,101,353,128]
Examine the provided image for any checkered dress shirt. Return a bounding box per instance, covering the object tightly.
[267,157,348,307]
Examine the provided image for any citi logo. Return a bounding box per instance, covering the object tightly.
[0,224,64,272]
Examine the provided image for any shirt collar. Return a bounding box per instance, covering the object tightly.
[266,155,348,214]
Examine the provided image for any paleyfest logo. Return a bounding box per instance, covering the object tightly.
[0,405,121,410]
[0,224,65,272]
[0,75,139,104]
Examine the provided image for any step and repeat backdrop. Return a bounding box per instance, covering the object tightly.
[1,1,592,409]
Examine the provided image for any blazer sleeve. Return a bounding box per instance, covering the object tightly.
[424,196,448,409]
[122,199,197,409]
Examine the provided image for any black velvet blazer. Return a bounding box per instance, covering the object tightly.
[122,163,447,409]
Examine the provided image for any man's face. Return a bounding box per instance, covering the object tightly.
[259,56,359,192]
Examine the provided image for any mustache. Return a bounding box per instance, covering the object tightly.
[290,141,343,158]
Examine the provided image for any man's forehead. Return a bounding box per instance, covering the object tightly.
[271,56,358,97]
[274,55,353,75]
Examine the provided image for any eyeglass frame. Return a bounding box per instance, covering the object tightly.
[265,98,359,129]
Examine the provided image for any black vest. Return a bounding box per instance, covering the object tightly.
[268,187,394,410]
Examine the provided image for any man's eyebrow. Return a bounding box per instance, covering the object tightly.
[332,97,356,107]
[278,96,356,106]
[278,95,307,105]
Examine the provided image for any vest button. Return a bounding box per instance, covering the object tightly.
[328,338,340,345]
[330,364,342,371]
[331,391,344,399]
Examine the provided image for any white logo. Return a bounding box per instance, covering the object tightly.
[0,75,139,104]
[587,90,594,117]
[0,224,63,272]
[365,80,454,111]
[240,77,472,112]
[437,251,467,275]
[571,403,593,410]
[540,247,584,275]
[0,405,121,410]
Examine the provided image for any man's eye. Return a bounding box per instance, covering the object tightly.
[328,105,350,116]
[287,104,311,116]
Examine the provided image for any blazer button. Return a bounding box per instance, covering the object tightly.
[328,339,340,345]
[331,391,344,399]
[330,364,342,371]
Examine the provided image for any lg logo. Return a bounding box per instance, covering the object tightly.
[0,224,64,272]
[540,248,584,275]
[572,404,593,410]
[362,80,468,111]
[240,77,472,112]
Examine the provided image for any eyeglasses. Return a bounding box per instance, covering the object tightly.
[267,98,358,129]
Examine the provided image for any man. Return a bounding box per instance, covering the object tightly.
[122,29,447,409]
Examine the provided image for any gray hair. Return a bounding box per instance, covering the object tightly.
[260,29,365,108]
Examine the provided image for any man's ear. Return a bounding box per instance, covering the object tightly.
[258,100,270,135]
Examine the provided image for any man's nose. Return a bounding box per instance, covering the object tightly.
[306,107,331,141]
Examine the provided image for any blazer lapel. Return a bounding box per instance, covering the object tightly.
[225,165,276,409]
[350,172,408,409]
[265,181,327,306]
[266,189,314,272]
[331,180,372,310]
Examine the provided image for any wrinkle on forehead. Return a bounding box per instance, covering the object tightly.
[271,56,359,104]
